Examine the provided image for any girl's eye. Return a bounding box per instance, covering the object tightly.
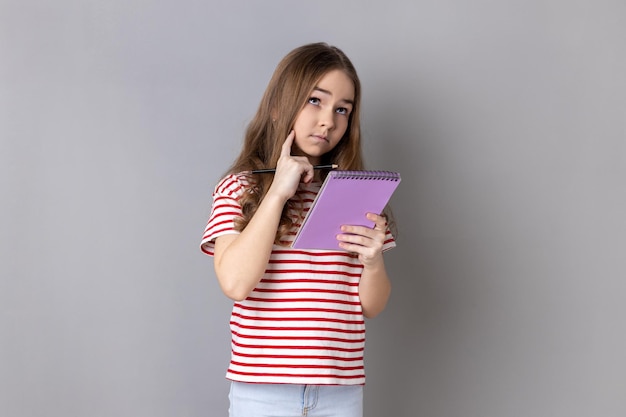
[308,97,321,105]
[336,107,350,115]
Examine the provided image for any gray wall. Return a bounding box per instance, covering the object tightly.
[2,1,625,416]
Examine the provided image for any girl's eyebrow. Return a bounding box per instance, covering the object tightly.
[312,87,354,105]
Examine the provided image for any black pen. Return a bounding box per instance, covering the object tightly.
[251,164,338,174]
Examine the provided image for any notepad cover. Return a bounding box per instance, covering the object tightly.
[291,170,401,250]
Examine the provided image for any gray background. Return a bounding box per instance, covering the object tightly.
[2,1,625,416]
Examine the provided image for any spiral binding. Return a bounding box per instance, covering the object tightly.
[331,170,400,181]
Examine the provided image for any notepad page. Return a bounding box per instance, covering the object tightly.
[292,171,400,250]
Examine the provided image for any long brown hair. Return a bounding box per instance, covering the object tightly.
[228,42,364,243]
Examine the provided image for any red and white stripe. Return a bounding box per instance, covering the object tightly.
[200,173,395,385]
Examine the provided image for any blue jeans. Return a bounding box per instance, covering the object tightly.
[228,381,363,417]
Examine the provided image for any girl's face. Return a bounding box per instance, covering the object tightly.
[291,69,355,165]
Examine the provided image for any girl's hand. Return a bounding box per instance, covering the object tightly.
[337,212,387,267]
[266,131,314,202]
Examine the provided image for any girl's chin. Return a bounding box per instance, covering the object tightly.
[300,143,333,156]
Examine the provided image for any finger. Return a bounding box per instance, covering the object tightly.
[280,130,296,157]
[300,159,315,183]
[367,212,387,230]
[338,237,382,259]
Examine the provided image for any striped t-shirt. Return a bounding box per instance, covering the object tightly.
[200,173,396,385]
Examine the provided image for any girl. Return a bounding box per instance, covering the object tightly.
[201,42,396,417]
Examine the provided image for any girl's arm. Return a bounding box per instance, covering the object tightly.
[213,193,286,301]
[337,213,392,318]
[357,254,391,319]
[213,132,314,301]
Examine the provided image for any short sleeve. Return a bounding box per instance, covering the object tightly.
[382,228,396,252]
[200,174,248,256]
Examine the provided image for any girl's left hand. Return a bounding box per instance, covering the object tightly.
[337,213,387,267]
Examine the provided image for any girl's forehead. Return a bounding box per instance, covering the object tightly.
[313,70,355,101]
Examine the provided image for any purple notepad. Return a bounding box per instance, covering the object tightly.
[292,170,401,250]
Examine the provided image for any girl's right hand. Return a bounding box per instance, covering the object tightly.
[267,130,314,202]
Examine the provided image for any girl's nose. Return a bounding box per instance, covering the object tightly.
[319,109,335,129]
